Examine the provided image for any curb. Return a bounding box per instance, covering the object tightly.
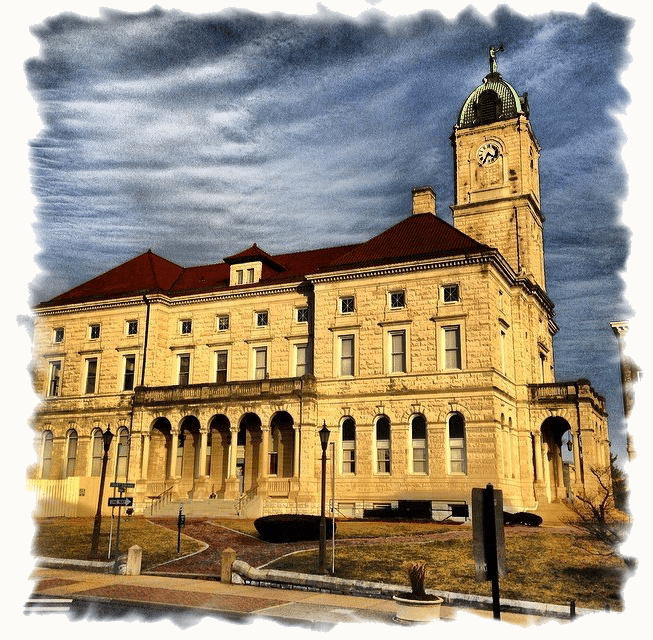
[35,556,116,573]
[231,560,598,620]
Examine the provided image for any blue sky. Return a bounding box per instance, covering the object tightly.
[6,0,653,631]
[11,3,650,470]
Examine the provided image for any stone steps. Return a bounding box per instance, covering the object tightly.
[530,500,576,526]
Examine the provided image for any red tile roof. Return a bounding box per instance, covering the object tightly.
[37,214,490,307]
[325,212,488,270]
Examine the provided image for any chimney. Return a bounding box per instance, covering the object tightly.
[411,186,436,215]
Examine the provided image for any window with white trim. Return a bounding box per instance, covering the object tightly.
[340,296,355,314]
[339,335,355,376]
[65,429,78,477]
[247,268,255,284]
[48,360,62,397]
[123,354,136,391]
[41,431,53,479]
[443,326,462,370]
[390,330,406,373]
[84,357,98,394]
[442,284,460,303]
[53,328,64,343]
[448,413,467,474]
[411,415,427,473]
[389,290,405,309]
[341,418,356,474]
[217,315,230,331]
[178,353,191,386]
[254,347,268,380]
[295,343,309,376]
[375,416,391,474]
[216,350,228,383]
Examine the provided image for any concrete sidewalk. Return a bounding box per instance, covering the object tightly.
[27,567,560,628]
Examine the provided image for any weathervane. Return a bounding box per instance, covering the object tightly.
[489,44,504,74]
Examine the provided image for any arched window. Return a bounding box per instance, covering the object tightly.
[341,418,356,474]
[375,416,391,474]
[115,427,130,478]
[91,429,104,476]
[411,415,427,473]
[41,431,53,479]
[448,413,467,473]
[65,429,78,478]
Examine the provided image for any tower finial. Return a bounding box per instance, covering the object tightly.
[489,44,504,74]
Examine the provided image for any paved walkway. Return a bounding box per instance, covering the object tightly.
[27,566,555,627]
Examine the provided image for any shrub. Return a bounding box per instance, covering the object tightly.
[254,514,336,542]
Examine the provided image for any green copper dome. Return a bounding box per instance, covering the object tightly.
[456,48,529,128]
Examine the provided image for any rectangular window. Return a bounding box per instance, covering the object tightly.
[342,441,355,474]
[180,319,192,335]
[89,324,101,340]
[178,354,190,386]
[127,320,138,336]
[389,291,405,309]
[254,347,268,380]
[85,358,98,394]
[443,326,462,370]
[216,350,228,383]
[247,268,255,283]
[500,330,507,375]
[296,307,309,323]
[269,452,279,476]
[295,343,309,376]
[340,296,355,314]
[48,361,62,397]
[443,284,460,303]
[256,311,269,327]
[412,441,427,473]
[390,330,406,373]
[123,355,136,391]
[376,444,391,473]
[450,442,466,473]
[340,335,354,376]
[237,269,244,285]
[53,328,64,343]
[217,315,230,331]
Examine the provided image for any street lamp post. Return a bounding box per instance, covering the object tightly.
[90,426,113,558]
[318,421,330,575]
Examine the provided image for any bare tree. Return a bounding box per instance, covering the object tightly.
[565,464,634,567]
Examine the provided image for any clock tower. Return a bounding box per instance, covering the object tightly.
[451,47,546,289]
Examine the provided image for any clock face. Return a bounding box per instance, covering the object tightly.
[477,142,500,166]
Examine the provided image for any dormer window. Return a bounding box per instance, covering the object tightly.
[229,261,262,286]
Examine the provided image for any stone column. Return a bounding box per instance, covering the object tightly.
[223,426,240,499]
[293,425,300,478]
[167,429,179,480]
[258,426,270,479]
[140,434,150,481]
[533,431,544,483]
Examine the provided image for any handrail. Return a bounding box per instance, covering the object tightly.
[147,485,173,515]
[235,485,257,516]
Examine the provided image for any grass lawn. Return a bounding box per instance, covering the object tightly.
[32,516,205,570]
[266,531,628,612]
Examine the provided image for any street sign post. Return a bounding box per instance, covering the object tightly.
[110,482,135,489]
[472,484,506,619]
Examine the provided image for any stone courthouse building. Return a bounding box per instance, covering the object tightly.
[29,51,611,519]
